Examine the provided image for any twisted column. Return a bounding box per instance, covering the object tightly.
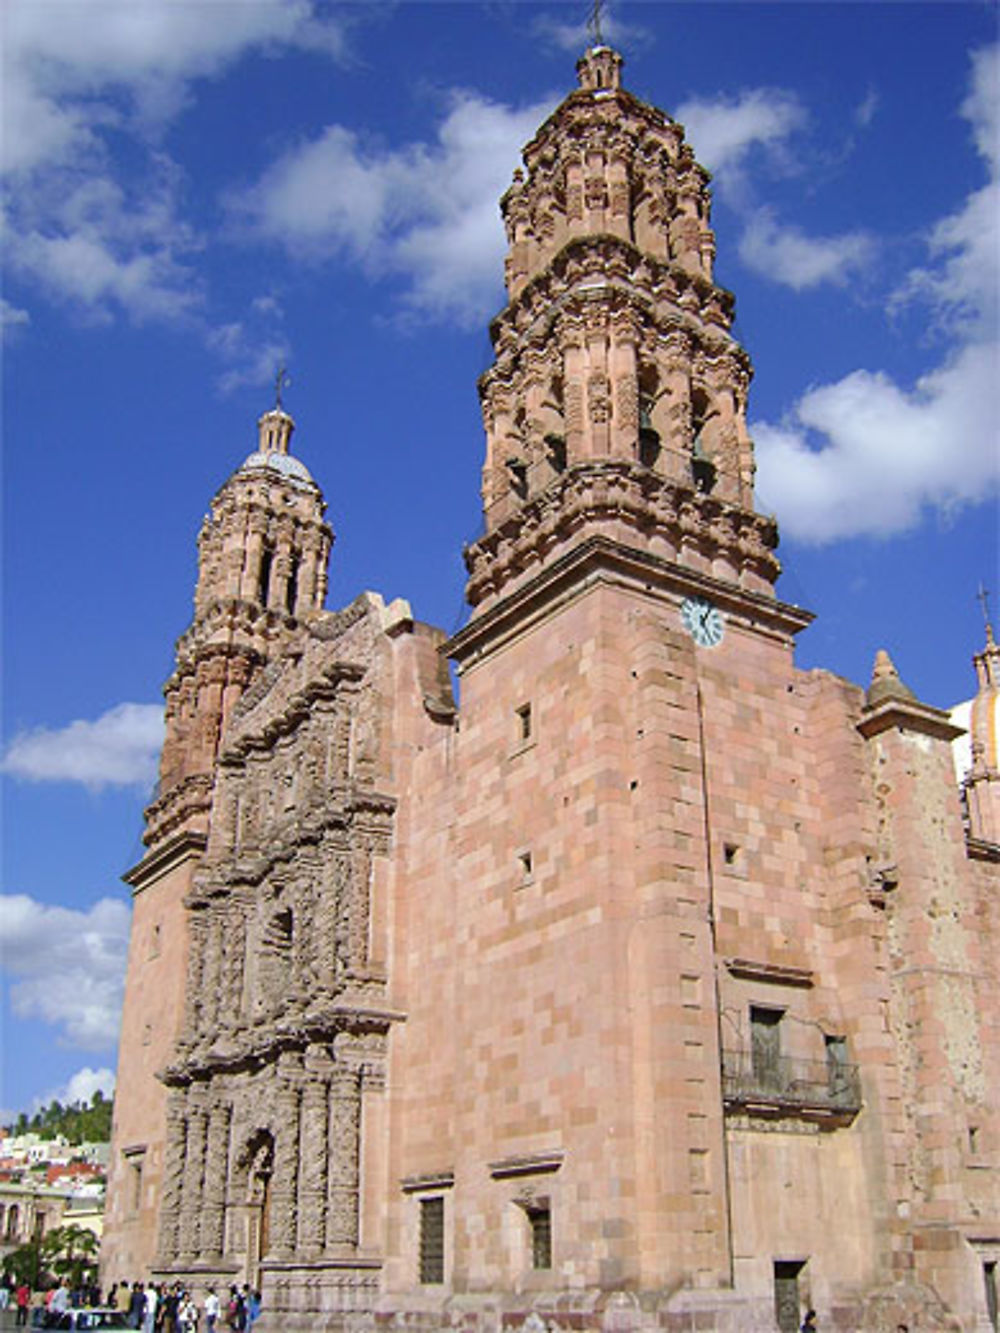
[326,1066,361,1248]
[177,1093,209,1261]
[199,1101,232,1260]
[298,1078,330,1255]
[156,1093,187,1262]
[270,1079,301,1256]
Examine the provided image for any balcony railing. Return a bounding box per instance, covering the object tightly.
[721,1049,862,1122]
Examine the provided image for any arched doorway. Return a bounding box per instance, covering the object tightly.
[243,1133,274,1291]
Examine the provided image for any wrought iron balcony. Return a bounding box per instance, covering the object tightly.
[721,1049,862,1123]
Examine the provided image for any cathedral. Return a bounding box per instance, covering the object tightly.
[101,41,999,1333]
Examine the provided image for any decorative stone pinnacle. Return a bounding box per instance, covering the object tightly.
[866,648,916,707]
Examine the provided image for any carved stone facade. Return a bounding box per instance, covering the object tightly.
[104,43,998,1333]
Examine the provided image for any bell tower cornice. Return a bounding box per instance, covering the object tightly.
[464,43,783,625]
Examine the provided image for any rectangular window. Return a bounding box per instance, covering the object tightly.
[751,1007,784,1092]
[985,1260,998,1333]
[515,703,532,744]
[419,1196,445,1284]
[773,1260,805,1333]
[528,1204,552,1270]
[124,1150,145,1214]
[824,1034,849,1103]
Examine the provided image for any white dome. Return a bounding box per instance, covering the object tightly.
[239,450,314,488]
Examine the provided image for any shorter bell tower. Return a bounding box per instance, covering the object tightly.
[102,396,332,1287]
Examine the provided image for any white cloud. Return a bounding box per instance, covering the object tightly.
[0,0,347,328]
[754,44,1000,543]
[1,702,164,790]
[1,298,30,331]
[34,1067,117,1114]
[0,895,130,1051]
[755,340,999,542]
[2,0,349,177]
[232,89,557,325]
[675,88,806,191]
[739,207,875,291]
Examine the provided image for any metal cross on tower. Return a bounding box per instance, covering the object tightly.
[587,0,606,46]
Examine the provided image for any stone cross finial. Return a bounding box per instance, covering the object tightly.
[274,364,291,411]
[977,582,994,642]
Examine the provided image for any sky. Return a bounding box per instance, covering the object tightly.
[1,0,998,1122]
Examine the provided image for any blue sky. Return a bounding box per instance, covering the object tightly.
[1,1,997,1120]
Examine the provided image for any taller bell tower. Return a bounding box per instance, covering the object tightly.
[103,400,332,1285]
[464,44,780,620]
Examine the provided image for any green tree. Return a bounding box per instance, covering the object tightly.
[3,1239,47,1289]
[40,1224,100,1290]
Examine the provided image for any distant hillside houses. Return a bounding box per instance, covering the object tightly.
[0,1136,109,1265]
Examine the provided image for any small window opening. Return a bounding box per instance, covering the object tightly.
[516,702,532,744]
[773,1260,806,1333]
[258,545,274,607]
[527,1203,552,1270]
[286,553,300,615]
[723,843,740,868]
[518,850,533,884]
[149,923,162,959]
[506,456,528,499]
[638,397,660,469]
[545,433,567,473]
[969,1125,980,1154]
[419,1196,445,1284]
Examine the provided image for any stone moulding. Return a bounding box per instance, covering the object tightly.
[723,958,814,988]
[126,824,209,886]
[462,463,782,609]
[487,233,737,357]
[488,1150,565,1180]
[450,532,812,670]
[400,1171,455,1193]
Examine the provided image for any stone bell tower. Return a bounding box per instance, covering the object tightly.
[418,42,811,1303]
[464,42,779,617]
[103,395,332,1285]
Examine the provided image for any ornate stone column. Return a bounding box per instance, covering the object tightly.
[178,1091,209,1262]
[298,1064,330,1256]
[199,1101,232,1261]
[156,1092,188,1263]
[270,1066,301,1257]
[201,912,224,1032]
[326,1065,361,1248]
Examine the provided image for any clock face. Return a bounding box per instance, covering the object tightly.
[681,596,725,648]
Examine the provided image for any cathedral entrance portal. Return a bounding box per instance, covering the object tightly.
[243,1133,274,1291]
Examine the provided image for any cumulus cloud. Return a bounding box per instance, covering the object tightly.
[676,87,806,193]
[0,895,130,1050]
[1,0,348,325]
[34,1067,117,1113]
[232,89,557,325]
[2,0,348,177]
[2,703,163,790]
[677,87,878,293]
[754,45,1000,543]
[739,207,875,290]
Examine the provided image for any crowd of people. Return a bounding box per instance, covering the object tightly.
[0,1277,261,1332]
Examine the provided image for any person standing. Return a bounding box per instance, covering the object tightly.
[203,1288,219,1333]
[14,1283,30,1327]
[142,1282,158,1333]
